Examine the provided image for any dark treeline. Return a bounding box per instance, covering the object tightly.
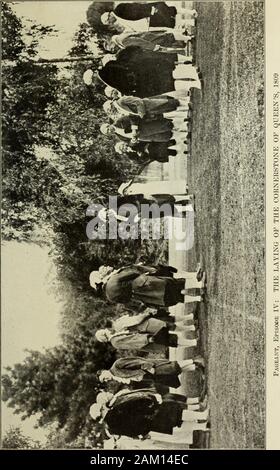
[1,2,167,447]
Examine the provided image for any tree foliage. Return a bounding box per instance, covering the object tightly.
[2,3,141,244]
[1,3,168,448]
[2,426,41,449]
[86,2,116,34]
[2,337,116,441]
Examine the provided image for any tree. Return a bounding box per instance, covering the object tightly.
[2,3,61,243]
[1,3,169,448]
[2,426,41,449]
[2,3,142,244]
[86,2,115,34]
[1,2,25,60]
[2,335,116,441]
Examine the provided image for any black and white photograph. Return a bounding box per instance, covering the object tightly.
[1,0,269,451]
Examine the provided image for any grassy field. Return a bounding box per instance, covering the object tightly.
[188,1,265,449]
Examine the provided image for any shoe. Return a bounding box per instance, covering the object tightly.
[200,271,207,289]
[194,356,205,368]
[199,395,208,410]
[196,267,204,281]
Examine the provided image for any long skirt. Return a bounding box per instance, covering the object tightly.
[143,95,179,116]
[117,47,176,97]
[152,327,178,347]
[132,276,185,307]
[145,142,170,162]
[138,118,173,142]
[150,4,176,28]
[135,31,185,49]
[151,361,182,388]
[134,56,176,97]
[133,317,166,335]
[150,397,185,434]
[164,278,185,306]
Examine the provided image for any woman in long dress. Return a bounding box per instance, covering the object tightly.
[109,30,193,57]
[94,309,198,352]
[91,264,203,309]
[98,46,176,98]
[101,116,177,144]
[113,94,181,119]
[100,355,204,389]
[97,389,209,438]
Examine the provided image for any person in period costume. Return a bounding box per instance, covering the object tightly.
[113,94,182,119]
[91,263,203,308]
[109,90,191,116]
[99,45,201,97]
[100,116,177,144]
[99,355,205,389]
[98,46,177,98]
[117,179,194,212]
[95,309,198,352]
[101,3,177,29]
[90,264,206,297]
[114,141,188,162]
[93,188,195,229]
[93,388,209,438]
[94,195,170,225]
[109,30,193,57]
[105,91,192,133]
[104,84,192,109]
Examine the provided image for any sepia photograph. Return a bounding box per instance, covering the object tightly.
[1,0,267,451]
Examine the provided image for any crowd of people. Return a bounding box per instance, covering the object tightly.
[84,2,208,448]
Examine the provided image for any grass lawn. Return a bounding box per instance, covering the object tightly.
[188,1,265,448]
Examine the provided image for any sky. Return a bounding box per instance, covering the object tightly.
[2,2,95,443]
[1,242,64,442]
[12,1,93,59]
